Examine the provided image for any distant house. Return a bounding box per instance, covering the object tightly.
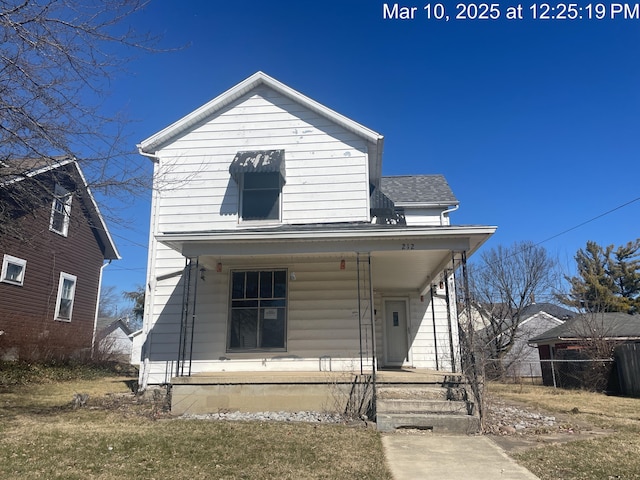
[136,72,496,415]
[473,302,574,378]
[0,157,119,361]
[95,318,134,361]
[501,303,574,377]
[529,311,640,388]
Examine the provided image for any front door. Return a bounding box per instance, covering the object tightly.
[384,300,409,365]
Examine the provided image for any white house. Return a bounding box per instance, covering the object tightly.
[136,72,495,415]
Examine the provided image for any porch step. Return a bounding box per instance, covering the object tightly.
[377,398,470,415]
[376,413,481,434]
[376,386,467,401]
[375,380,479,434]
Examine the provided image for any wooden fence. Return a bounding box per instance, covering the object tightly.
[615,342,640,397]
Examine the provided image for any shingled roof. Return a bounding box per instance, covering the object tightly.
[529,312,640,344]
[380,175,458,205]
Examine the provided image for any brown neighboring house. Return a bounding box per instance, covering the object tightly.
[0,157,119,361]
[529,311,640,389]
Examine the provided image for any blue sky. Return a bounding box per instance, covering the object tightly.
[101,1,640,303]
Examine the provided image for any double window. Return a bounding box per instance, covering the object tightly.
[50,184,72,236]
[1,254,27,286]
[54,272,77,321]
[228,270,287,350]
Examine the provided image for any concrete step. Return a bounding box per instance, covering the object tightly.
[377,413,481,434]
[377,398,471,415]
[376,386,468,402]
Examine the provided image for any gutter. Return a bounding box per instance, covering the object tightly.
[136,145,160,163]
[440,204,460,226]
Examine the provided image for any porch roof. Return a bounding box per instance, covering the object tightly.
[156,223,496,294]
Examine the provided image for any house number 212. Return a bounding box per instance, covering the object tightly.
[402,243,415,250]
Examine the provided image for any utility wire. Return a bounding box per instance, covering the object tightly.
[533,196,640,248]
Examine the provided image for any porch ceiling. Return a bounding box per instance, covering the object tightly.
[157,225,496,295]
[370,250,451,292]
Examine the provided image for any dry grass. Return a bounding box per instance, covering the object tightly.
[489,382,640,479]
[0,374,391,480]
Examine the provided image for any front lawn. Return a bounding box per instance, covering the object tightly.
[0,365,391,480]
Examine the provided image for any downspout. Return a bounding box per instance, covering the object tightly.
[91,260,112,359]
[440,204,459,226]
[137,145,159,391]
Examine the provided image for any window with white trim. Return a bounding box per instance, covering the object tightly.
[50,184,72,236]
[1,254,27,286]
[228,270,287,350]
[54,272,77,321]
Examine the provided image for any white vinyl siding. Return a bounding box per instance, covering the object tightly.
[142,255,368,383]
[153,86,370,233]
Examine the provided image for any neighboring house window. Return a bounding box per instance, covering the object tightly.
[50,184,72,236]
[54,272,77,321]
[228,270,287,350]
[1,254,27,286]
[241,172,281,221]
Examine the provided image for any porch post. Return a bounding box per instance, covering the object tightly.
[357,253,364,375]
[430,285,440,371]
[187,256,200,376]
[443,267,456,373]
[177,257,191,377]
[177,256,199,377]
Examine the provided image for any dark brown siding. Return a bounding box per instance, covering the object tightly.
[0,173,106,360]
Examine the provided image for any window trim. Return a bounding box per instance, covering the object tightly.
[1,254,27,286]
[50,184,73,236]
[227,269,288,352]
[54,272,77,322]
[238,172,283,224]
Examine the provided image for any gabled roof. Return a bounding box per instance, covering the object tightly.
[138,71,384,180]
[1,156,119,260]
[519,303,575,321]
[530,312,640,344]
[381,175,458,206]
[97,318,133,337]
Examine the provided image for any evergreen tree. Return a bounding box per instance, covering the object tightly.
[560,239,640,314]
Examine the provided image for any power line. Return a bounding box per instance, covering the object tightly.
[534,196,640,248]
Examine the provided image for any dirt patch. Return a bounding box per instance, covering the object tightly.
[485,395,614,453]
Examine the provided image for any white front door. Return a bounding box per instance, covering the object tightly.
[384,300,409,365]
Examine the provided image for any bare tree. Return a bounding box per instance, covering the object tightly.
[0,0,158,235]
[98,285,121,319]
[464,241,559,379]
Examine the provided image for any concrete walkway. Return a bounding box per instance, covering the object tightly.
[382,433,540,480]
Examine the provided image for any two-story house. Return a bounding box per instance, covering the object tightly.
[136,72,495,416]
[0,157,119,361]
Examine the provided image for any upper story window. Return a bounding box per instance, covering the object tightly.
[229,150,285,223]
[241,172,281,221]
[54,272,77,321]
[50,184,72,236]
[1,254,27,286]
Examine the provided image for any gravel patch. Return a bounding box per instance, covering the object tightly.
[181,410,346,424]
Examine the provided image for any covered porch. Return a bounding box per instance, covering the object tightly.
[138,225,493,422]
[156,227,492,375]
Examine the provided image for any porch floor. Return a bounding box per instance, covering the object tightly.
[169,369,467,418]
[171,368,459,385]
